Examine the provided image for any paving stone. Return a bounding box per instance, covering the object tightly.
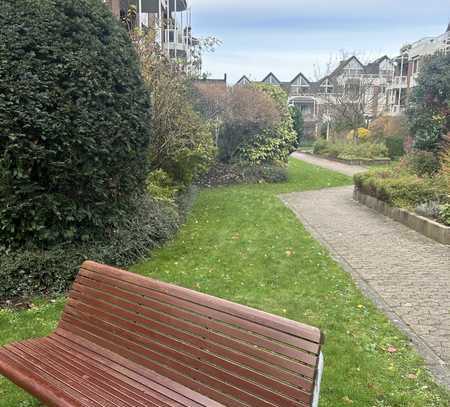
[292,152,367,176]
[282,154,450,388]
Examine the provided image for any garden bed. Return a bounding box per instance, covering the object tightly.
[354,188,450,245]
[311,139,392,166]
[354,164,450,244]
[303,151,391,166]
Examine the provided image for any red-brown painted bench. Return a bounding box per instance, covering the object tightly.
[0,261,325,407]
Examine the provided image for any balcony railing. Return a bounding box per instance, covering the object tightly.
[388,76,408,88]
[164,28,191,53]
[388,105,406,115]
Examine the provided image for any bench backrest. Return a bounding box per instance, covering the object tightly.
[58,261,324,407]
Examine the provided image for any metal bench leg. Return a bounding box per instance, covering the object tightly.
[312,352,324,407]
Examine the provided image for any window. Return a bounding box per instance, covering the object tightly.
[412,58,420,74]
[291,75,310,95]
[320,79,333,94]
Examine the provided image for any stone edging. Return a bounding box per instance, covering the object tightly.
[300,151,390,166]
[354,189,450,245]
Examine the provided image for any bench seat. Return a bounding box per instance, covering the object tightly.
[0,334,222,407]
[0,261,324,406]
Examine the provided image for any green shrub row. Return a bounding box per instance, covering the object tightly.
[402,150,441,177]
[313,140,389,160]
[197,162,288,187]
[354,169,450,225]
[384,136,405,159]
[0,194,180,302]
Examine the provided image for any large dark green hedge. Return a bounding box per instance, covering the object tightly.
[0,0,151,248]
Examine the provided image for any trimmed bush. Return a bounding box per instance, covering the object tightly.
[0,0,151,248]
[313,140,388,160]
[0,194,179,301]
[238,84,297,164]
[385,136,405,159]
[403,151,441,177]
[354,169,449,213]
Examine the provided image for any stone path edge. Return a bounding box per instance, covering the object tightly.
[279,190,450,389]
[354,189,450,245]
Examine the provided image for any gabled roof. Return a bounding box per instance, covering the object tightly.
[365,55,391,74]
[236,75,251,85]
[317,75,332,85]
[328,56,366,78]
[261,72,281,84]
[290,72,311,85]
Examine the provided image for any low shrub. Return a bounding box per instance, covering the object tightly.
[313,139,330,155]
[0,194,180,301]
[339,142,388,160]
[403,151,441,177]
[439,203,450,226]
[354,169,449,215]
[197,162,288,187]
[313,140,388,160]
[385,136,405,159]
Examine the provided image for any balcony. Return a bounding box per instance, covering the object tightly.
[129,0,188,13]
[164,28,191,55]
[387,105,406,116]
[388,76,408,89]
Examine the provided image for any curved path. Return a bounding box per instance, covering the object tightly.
[291,152,367,176]
[283,153,450,388]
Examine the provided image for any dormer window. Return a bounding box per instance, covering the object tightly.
[320,79,333,94]
[291,74,310,95]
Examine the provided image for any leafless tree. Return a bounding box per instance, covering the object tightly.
[320,76,379,140]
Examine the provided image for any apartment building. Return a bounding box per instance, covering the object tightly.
[236,55,395,138]
[387,23,450,115]
[235,22,449,138]
[104,0,195,64]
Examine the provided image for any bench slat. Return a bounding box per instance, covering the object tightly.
[70,280,316,381]
[60,316,303,407]
[22,340,157,407]
[0,346,101,407]
[53,330,223,407]
[63,299,312,404]
[74,274,318,370]
[0,348,86,407]
[76,270,320,357]
[67,290,314,390]
[79,264,322,346]
[46,337,196,407]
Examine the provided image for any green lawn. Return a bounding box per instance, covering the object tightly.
[1,158,449,406]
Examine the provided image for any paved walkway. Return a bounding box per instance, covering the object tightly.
[292,151,367,176]
[285,154,450,388]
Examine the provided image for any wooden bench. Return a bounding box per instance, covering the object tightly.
[0,261,325,407]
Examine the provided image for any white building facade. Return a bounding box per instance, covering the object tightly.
[387,23,450,115]
[104,0,195,64]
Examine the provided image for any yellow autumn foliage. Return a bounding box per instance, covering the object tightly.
[347,127,370,141]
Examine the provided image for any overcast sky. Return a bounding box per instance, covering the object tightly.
[190,0,449,84]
